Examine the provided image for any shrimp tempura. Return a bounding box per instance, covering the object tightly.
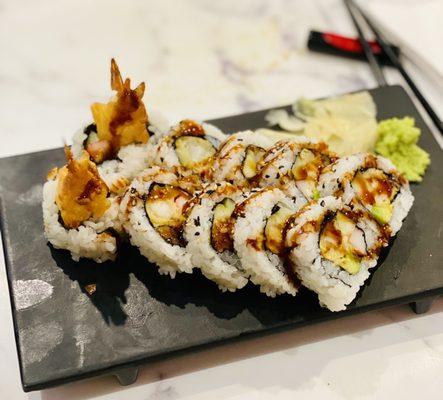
[55,147,110,228]
[89,59,149,162]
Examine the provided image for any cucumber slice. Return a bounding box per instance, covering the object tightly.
[211,198,235,253]
[264,203,294,254]
[175,136,216,168]
[242,145,266,179]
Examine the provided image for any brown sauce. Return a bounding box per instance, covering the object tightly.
[77,178,102,202]
[353,169,396,206]
[292,150,325,181]
[322,219,343,247]
[266,236,284,255]
[176,120,205,137]
[211,218,235,253]
[232,188,273,219]
[246,236,263,251]
[285,213,321,248]
[109,88,142,156]
[156,225,185,246]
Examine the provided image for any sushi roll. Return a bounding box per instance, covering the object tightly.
[254,140,336,200]
[184,182,249,292]
[318,153,414,235]
[71,59,169,195]
[284,196,390,311]
[42,148,121,263]
[153,119,227,179]
[120,167,200,277]
[212,130,277,187]
[233,187,300,297]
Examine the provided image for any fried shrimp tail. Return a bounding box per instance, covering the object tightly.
[89,59,149,162]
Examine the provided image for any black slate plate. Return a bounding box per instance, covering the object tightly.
[1,85,442,392]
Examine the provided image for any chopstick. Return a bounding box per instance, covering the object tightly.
[344,0,387,86]
[347,0,443,135]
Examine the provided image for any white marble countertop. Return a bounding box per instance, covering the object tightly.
[0,0,442,399]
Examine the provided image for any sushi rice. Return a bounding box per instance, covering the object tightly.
[42,165,122,263]
[285,196,390,311]
[120,167,199,277]
[153,120,227,178]
[233,187,300,297]
[212,130,278,186]
[318,153,414,235]
[184,182,249,292]
[255,140,335,200]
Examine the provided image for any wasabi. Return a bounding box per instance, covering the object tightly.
[375,117,430,182]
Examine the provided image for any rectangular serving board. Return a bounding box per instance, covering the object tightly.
[0,85,442,392]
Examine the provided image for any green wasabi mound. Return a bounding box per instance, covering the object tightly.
[375,117,430,182]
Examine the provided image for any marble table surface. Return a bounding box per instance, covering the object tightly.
[0,0,442,399]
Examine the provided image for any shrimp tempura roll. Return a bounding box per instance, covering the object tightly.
[42,148,121,262]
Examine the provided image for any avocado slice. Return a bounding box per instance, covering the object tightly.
[338,253,361,275]
[264,203,295,254]
[211,198,236,253]
[214,198,235,221]
[175,136,216,168]
[242,145,266,179]
[370,201,393,225]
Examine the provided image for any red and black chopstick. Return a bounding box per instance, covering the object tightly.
[307,31,400,66]
[348,0,443,135]
[344,0,387,86]
[344,0,443,135]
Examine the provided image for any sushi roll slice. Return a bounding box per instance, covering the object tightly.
[233,187,300,297]
[212,130,278,187]
[284,196,390,311]
[153,119,227,179]
[318,153,414,235]
[184,182,249,292]
[120,167,200,277]
[254,140,336,200]
[71,59,169,195]
[42,148,121,263]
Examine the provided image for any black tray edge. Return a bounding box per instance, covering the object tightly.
[0,196,28,392]
[21,287,443,392]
